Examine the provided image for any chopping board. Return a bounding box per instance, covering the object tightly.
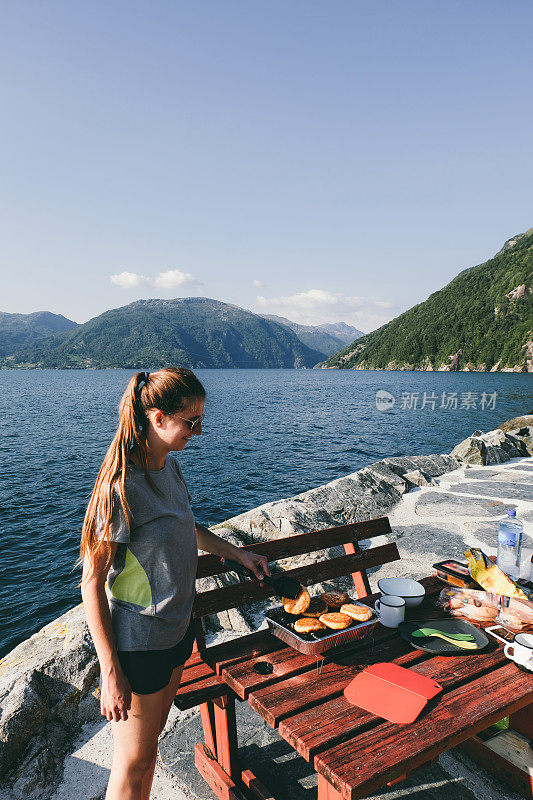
[344,662,443,723]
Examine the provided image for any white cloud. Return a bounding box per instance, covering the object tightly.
[253,280,264,288]
[110,271,149,288]
[255,289,401,333]
[154,269,202,289]
[110,269,203,291]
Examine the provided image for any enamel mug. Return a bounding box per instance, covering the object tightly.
[374,595,405,628]
[504,633,533,672]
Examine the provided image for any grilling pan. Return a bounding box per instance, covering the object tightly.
[265,603,378,655]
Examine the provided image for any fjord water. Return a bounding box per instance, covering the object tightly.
[1,368,531,657]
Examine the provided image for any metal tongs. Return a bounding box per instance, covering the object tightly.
[221,558,302,600]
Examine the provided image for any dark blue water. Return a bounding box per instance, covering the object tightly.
[0,368,531,657]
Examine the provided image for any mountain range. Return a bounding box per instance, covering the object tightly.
[0,299,362,369]
[2,227,532,371]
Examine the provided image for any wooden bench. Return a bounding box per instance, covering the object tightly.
[174,516,398,798]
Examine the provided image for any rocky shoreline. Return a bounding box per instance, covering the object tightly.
[320,356,533,371]
[1,416,532,799]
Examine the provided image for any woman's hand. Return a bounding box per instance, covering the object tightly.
[100,665,132,722]
[194,523,271,582]
[236,550,271,581]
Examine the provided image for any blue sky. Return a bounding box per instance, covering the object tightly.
[1,1,532,331]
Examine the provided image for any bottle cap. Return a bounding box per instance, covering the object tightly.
[508,509,516,517]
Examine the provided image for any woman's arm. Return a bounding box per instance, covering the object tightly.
[195,522,270,580]
[81,543,131,722]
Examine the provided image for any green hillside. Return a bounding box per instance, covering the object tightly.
[4,298,325,369]
[322,228,533,372]
[0,311,78,358]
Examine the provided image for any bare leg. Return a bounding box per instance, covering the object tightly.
[140,665,184,800]
[140,751,158,800]
[105,686,164,800]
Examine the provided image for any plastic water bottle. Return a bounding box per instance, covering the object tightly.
[518,525,533,580]
[496,510,523,580]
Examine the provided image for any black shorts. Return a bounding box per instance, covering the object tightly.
[100,617,196,696]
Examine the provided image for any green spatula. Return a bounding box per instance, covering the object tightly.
[412,627,475,641]
[412,629,478,649]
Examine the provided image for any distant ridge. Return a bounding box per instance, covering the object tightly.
[3,298,326,369]
[321,228,533,372]
[260,314,363,357]
[0,311,78,358]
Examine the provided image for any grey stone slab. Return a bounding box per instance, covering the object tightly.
[463,469,532,483]
[508,463,533,472]
[389,522,472,569]
[414,492,515,519]
[158,711,214,800]
[447,480,533,502]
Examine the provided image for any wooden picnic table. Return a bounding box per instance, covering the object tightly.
[188,576,533,800]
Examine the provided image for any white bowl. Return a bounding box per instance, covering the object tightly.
[377,578,425,608]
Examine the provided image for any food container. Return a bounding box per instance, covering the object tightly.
[438,587,533,631]
[433,559,478,589]
[265,604,378,655]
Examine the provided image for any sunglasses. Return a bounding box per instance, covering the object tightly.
[176,414,204,432]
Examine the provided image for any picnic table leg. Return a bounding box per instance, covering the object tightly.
[318,774,343,800]
[195,695,242,800]
[213,694,278,800]
[195,743,242,800]
[510,703,533,740]
[196,693,275,800]
[200,701,218,758]
[213,694,240,779]
[192,623,219,760]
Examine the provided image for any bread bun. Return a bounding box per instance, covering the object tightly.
[302,597,328,618]
[340,603,373,622]
[294,617,327,634]
[282,586,311,615]
[319,612,353,630]
[320,591,350,609]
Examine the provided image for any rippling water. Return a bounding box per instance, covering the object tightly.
[0,368,531,657]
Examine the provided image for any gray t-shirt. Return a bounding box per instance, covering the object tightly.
[98,455,198,651]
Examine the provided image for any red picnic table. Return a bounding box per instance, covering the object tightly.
[175,520,533,800]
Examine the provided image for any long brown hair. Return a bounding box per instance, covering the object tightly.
[75,368,205,582]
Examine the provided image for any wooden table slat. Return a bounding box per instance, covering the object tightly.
[279,643,508,760]
[201,629,283,676]
[248,637,430,727]
[180,661,218,687]
[176,630,285,710]
[174,674,228,710]
[314,663,533,800]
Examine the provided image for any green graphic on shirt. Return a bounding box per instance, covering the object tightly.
[109,547,152,609]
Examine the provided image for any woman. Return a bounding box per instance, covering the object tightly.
[77,368,269,800]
